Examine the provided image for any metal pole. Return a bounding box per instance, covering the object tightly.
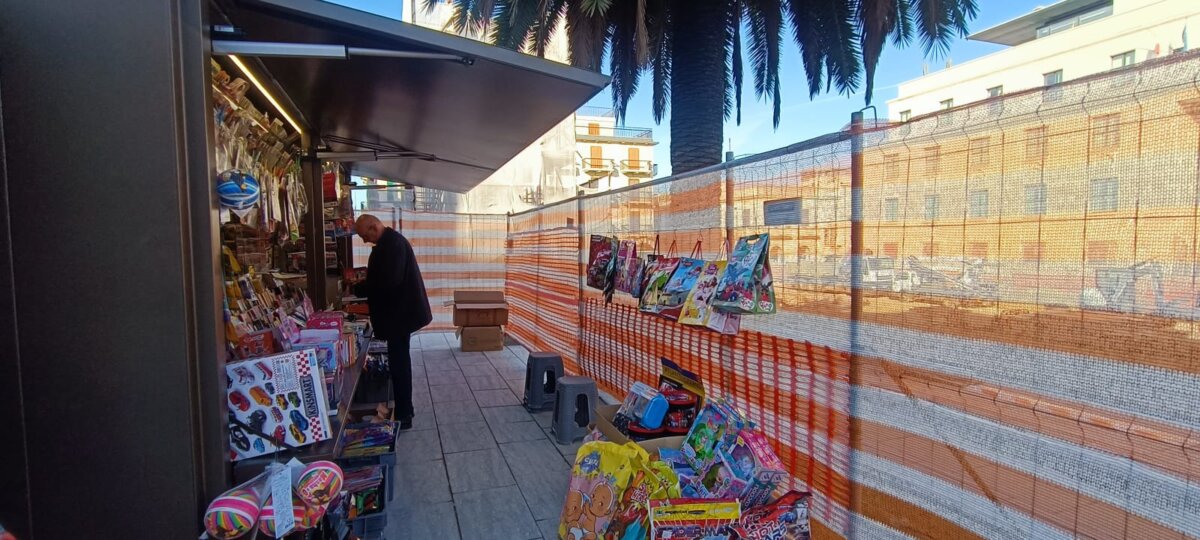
[724,150,735,254]
[847,111,864,536]
[302,154,327,307]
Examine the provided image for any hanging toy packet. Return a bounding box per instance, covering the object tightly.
[731,491,813,540]
[560,442,644,540]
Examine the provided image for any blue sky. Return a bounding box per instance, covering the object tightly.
[329,0,1046,176]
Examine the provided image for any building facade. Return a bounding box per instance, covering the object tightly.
[888,0,1198,121]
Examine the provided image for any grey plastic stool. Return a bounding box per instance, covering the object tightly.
[523,352,564,411]
[552,376,598,444]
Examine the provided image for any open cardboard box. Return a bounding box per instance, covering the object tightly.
[446,290,509,327]
[593,404,685,455]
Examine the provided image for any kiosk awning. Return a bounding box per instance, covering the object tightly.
[221,0,609,193]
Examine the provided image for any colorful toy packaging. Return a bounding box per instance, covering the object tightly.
[724,431,787,508]
[657,255,706,320]
[658,358,705,435]
[639,253,680,314]
[682,399,749,474]
[204,487,263,539]
[648,498,741,539]
[712,233,776,314]
[679,260,740,330]
[605,457,681,540]
[587,235,619,291]
[731,491,812,540]
[616,381,669,432]
[225,348,331,461]
[559,442,645,540]
[613,240,642,295]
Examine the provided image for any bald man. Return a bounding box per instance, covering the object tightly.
[353,214,431,429]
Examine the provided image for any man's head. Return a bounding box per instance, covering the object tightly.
[355,215,385,244]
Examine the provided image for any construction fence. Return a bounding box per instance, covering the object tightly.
[402,51,1200,540]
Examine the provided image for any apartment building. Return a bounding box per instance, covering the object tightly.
[888,0,1198,121]
[575,106,657,192]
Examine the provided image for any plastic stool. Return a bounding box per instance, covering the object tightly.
[523,352,564,411]
[552,376,597,444]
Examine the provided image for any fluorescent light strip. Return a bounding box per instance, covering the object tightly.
[227,54,304,135]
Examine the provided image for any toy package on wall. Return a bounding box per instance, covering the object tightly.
[712,233,776,314]
[679,260,740,331]
[226,348,331,461]
[613,240,642,295]
[657,252,705,320]
[586,235,619,291]
[559,442,644,540]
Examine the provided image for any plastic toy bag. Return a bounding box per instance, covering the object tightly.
[613,240,643,296]
[560,442,646,540]
[639,257,680,315]
[680,260,741,333]
[712,234,776,314]
[731,491,813,540]
[587,235,619,293]
[605,458,681,540]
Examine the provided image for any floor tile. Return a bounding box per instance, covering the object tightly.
[455,485,541,540]
[500,440,572,521]
[482,405,537,425]
[490,420,551,444]
[531,409,554,428]
[428,370,467,386]
[474,388,521,408]
[439,421,498,453]
[394,426,442,461]
[466,374,509,391]
[506,377,527,397]
[497,366,527,380]
[429,383,473,403]
[445,448,516,493]
[461,364,500,378]
[537,519,559,540]
[387,501,460,540]
[434,399,486,425]
[394,459,452,506]
[424,357,460,373]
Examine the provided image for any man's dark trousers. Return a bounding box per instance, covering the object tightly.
[387,333,414,420]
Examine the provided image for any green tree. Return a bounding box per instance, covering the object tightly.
[433,0,976,173]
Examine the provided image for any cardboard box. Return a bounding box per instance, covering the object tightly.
[458,325,504,352]
[449,290,509,327]
[594,403,685,454]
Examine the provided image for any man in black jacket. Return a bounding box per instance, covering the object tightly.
[353,215,432,430]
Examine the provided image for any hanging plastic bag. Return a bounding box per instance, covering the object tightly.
[586,235,619,293]
[657,241,706,321]
[639,240,679,315]
[613,240,642,295]
[681,241,742,333]
[712,233,776,315]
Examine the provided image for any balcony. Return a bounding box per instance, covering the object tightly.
[581,157,615,178]
[620,159,654,178]
[575,124,654,144]
[577,105,617,118]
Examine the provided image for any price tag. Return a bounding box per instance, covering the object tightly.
[268,464,296,535]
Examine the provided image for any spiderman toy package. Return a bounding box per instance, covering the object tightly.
[731,491,812,540]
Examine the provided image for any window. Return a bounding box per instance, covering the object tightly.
[968,242,989,259]
[924,194,940,221]
[1090,114,1120,149]
[924,146,941,176]
[899,110,911,122]
[589,145,603,162]
[987,85,1004,98]
[1022,242,1044,261]
[884,153,900,180]
[1087,240,1114,262]
[1035,3,1113,38]
[1025,127,1046,163]
[1090,178,1119,212]
[1025,183,1047,215]
[922,242,938,257]
[969,137,990,166]
[1043,70,1063,86]
[883,243,899,258]
[627,147,641,169]
[968,190,989,218]
[587,122,600,135]
[940,99,954,110]
[884,198,900,222]
[1111,50,1135,69]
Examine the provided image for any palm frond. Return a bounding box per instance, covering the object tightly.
[491,0,541,50]
[744,0,784,126]
[817,0,860,96]
[532,0,569,56]
[608,0,643,122]
[566,1,607,70]
[857,0,906,103]
[783,0,827,97]
[915,0,976,56]
[580,0,614,16]
[729,0,745,124]
[646,0,671,123]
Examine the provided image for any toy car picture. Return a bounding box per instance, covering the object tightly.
[265,382,276,394]
[271,407,283,422]
[230,425,250,451]
[233,366,255,385]
[249,386,272,406]
[249,410,267,432]
[276,394,289,409]
[273,425,286,444]
[253,438,266,453]
[289,410,310,431]
[229,390,251,412]
[289,424,307,443]
[255,361,273,379]
[288,392,301,408]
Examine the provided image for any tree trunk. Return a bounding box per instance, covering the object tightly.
[669,0,729,174]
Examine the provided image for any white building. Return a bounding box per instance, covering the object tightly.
[888,0,1198,120]
[574,106,658,192]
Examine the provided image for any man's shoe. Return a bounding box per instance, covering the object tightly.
[399,416,414,430]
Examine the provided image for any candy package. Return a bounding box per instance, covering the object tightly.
[648,498,741,539]
[605,458,681,540]
[560,442,645,540]
[731,491,812,540]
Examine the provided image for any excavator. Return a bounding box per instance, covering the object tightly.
[1079,261,1182,316]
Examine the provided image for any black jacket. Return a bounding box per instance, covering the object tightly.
[354,228,431,339]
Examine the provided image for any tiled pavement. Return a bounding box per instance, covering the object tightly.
[383,332,587,540]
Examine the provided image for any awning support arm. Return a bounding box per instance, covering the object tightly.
[211,40,474,65]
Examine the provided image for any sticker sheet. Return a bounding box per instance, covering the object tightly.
[226,348,331,460]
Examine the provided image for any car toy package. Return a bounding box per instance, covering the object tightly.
[731,491,812,540]
[560,442,645,540]
[648,498,741,540]
[225,348,331,461]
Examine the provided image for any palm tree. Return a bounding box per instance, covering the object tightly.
[433,0,976,173]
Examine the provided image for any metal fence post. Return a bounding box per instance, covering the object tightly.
[847,111,864,534]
